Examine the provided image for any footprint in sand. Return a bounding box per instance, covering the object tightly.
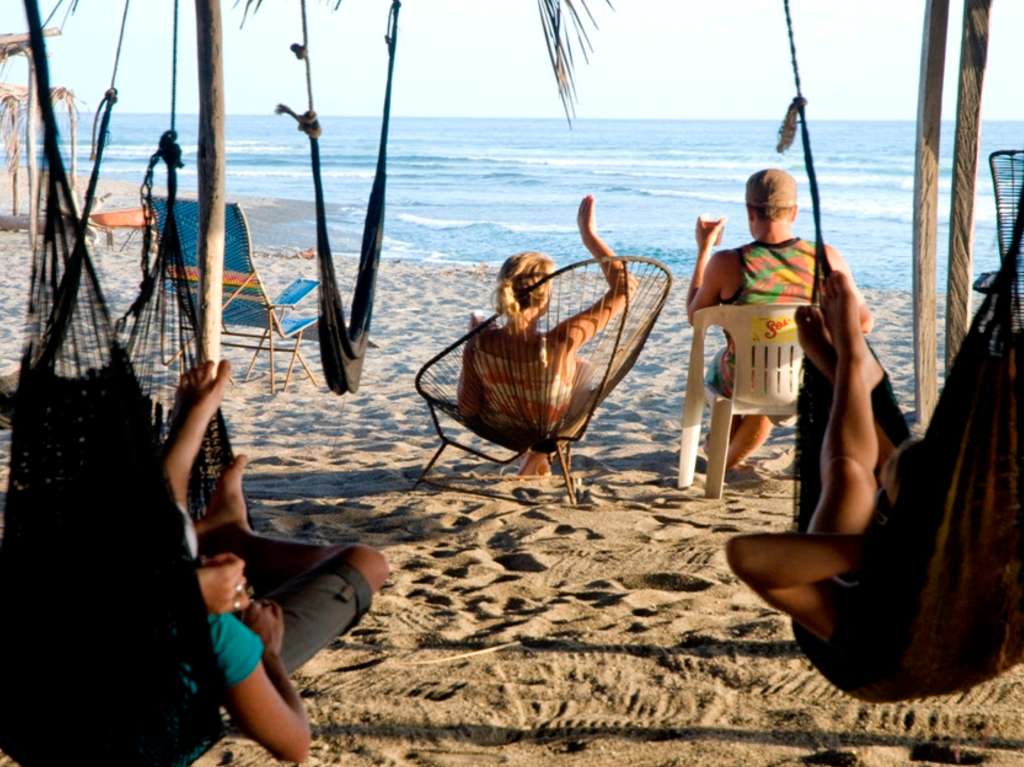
[494,552,548,572]
[619,572,715,593]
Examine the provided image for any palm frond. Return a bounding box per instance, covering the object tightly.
[537,0,612,121]
[0,84,26,176]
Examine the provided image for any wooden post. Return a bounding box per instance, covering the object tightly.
[195,0,226,365]
[911,0,949,425]
[26,57,38,251]
[945,0,992,371]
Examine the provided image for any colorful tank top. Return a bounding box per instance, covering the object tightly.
[473,345,575,430]
[707,239,817,396]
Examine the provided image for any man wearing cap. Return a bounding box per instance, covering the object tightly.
[686,168,872,472]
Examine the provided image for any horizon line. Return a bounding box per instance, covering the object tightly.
[86,113,1024,123]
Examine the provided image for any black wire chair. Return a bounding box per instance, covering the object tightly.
[414,256,672,505]
[975,150,1023,295]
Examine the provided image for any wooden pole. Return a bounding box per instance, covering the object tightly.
[26,57,38,252]
[195,0,226,365]
[911,0,949,425]
[945,0,992,371]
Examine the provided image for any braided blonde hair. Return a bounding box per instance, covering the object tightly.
[494,251,555,332]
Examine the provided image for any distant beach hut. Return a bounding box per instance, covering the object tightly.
[0,28,76,236]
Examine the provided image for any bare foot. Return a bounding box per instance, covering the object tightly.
[164,360,232,506]
[796,305,837,380]
[813,276,884,389]
[197,454,253,537]
[518,450,552,477]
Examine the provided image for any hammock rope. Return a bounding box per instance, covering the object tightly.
[276,0,401,394]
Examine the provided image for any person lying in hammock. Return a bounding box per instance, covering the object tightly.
[457,194,633,476]
[725,270,919,647]
[163,359,390,763]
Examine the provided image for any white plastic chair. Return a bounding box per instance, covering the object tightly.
[678,303,805,498]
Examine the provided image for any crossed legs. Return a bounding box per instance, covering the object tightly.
[165,360,389,601]
[726,272,882,641]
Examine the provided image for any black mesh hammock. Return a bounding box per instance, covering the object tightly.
[783,1,1024,702]
[0,2,222,763]
[276,0,400,395]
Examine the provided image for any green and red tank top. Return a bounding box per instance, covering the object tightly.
[707,238,817,396]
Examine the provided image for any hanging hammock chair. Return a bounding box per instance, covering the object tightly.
[779,0,1024,702]
[276,0,401,395]
[0,2,222,762]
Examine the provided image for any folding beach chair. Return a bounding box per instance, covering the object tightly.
[152,198,319,394]
[415,256,672,505]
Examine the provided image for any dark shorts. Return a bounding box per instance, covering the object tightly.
[265,553,374,674]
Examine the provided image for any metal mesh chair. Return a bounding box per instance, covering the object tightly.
[975,151,1024,294]
[415,256,672,504]
[151,198,319,393]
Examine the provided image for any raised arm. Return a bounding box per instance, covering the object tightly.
[686,216,733,324]
[553,195,632,350]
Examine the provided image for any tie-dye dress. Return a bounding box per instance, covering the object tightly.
[706,238,816,397]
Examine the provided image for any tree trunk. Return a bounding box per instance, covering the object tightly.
[911,0,949,425]
[945,0,992,371]
[26,58,38,251]
[195,0,226,365]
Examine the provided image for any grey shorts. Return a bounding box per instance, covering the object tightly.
[265,554,374,674]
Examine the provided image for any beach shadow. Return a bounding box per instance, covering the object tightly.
[313,720,1020,754]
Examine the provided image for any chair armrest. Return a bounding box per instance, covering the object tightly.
[271,278,319,308]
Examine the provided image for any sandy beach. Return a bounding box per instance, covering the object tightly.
[2,177,1024,767]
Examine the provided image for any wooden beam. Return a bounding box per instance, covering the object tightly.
[26,57,37,251]
[195,0,226,365]
[0,29,60,48]
[911,0,949,425]
[945,0,992,371]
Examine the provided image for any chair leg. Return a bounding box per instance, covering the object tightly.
[415,442,448,489]
[244,333,270,383]
[554,443,577,506]
[678,390,707,489]
[705,396,733,499]
[283,342,300,393]
[268,328,276,395]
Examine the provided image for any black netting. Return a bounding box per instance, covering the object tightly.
[0,3,222,762]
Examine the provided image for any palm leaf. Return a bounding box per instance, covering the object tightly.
[537,0,612,121]
[239,0,611,120]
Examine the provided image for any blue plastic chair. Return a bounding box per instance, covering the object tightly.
[152,198,319,393]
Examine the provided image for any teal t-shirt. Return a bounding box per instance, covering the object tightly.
[208,614,264,688]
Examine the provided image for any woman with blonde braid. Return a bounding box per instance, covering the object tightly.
[458,195,632,477]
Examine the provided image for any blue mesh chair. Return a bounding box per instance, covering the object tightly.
[152,198,319,393]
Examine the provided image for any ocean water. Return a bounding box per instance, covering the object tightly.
[66,113,1024,292]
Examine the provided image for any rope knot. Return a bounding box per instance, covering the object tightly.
[158,130,184,169]
[776,96,807,154]
[275,104,322,139]
[289,42,307,60]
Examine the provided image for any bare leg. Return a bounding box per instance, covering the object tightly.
[727,272,881,638]
[163,359,231,506]
[198,459,389,596]
[518,450,552,477]
[796,305,895,472]
[166,362,390,597]
[725,415,773,469]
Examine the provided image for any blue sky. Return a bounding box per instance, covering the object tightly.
[2,1,1023,120]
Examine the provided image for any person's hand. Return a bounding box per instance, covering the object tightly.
[468,312,485,331]
[577,194,598,242]
[242,599,285,656]
[197,553,251,614]
[695,216,726,251]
